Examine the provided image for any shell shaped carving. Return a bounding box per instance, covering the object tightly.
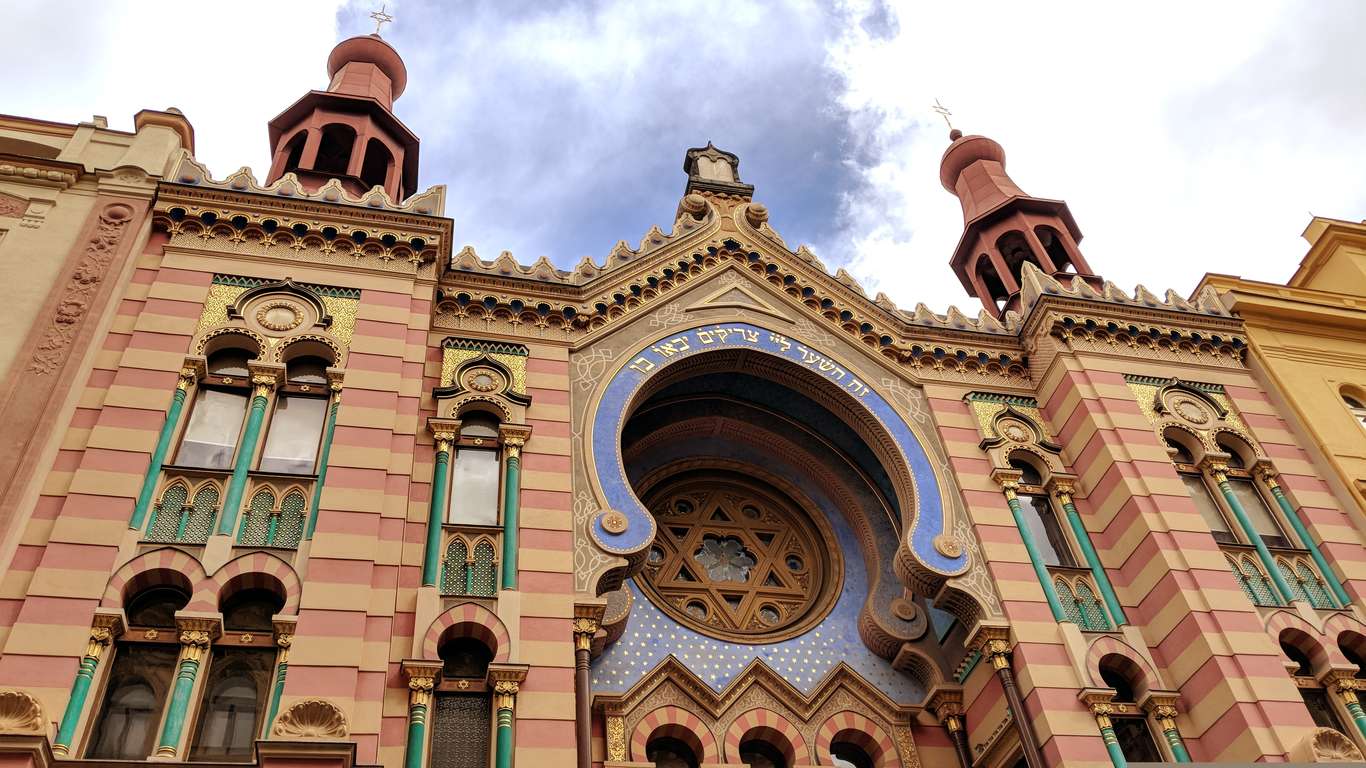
[0,689,44,734]
[272,698,348,739]
[1289,727,1365,762]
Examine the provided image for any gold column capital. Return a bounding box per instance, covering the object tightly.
[1254,462,1280,488]
[990,468,1024,498]
[493,680,519,711]
[572,617,600,652]
[1046,474,1079,505]
[428,418,460,453]
[402,660,443,709]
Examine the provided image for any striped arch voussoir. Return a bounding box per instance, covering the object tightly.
[724,708,810,765]
[816,711,895,767]
[198,552,302,615]
[102,547,208,608]
[630,706,719,764]
[421,602,510,662]
[1085,636,1161,691]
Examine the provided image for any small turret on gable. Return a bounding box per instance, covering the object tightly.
[683,142,754,199]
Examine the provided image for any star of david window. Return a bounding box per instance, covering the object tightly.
[636,472,841,643]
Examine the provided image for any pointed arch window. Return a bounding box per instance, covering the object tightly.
[146,481,219,545]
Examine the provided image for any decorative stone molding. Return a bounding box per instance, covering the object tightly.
[0,689,44,734]
[1288,727,1365,762]
[272,698,349,739]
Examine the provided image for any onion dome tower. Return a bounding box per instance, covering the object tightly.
[940,128,1100,317]
[264,33,420,201]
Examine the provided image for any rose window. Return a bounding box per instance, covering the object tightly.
[636,472,841,643]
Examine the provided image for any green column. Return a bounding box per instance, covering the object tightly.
[305,395,342,540]
[217,382,272,536]
[422,436,453,587]
[1004,488,1067,622]
[1151,706,1190,762]
[130,376,192,530]
[53,627,113,755]
[262,635,290,738]
[1095,711,1127,768]
[1338,684,1366,743]
[154,632,210,758]
[404,701,428,768]
[501,446,522,591]
[1213,469,1295,604]
[494,684,516,768]
[1264,474,1350,608]
[1057,491,1128,625]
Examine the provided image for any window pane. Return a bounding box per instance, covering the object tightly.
[178,389,248,469]
[86,644,178,759]
[431,694,490,768]
[449,448,499,526]
[1302,689,1348,732]
[1228,477,1290,548]
[1111,717,1162,763]
[259,395,327,474]
[1181,474,1235,542]
[459,413,500,438]
[1020,494,1073,567]
[188,647,274,762]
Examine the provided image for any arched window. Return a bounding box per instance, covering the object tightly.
[360,138,393,191]
[1341,637,1366,679]
[1167,437,1237,544]
[1009,459,1074,568]
[431,637,493,768]
[739,739,787,768]
[1035,226,1074,272]
[314,124,356,176]
[86,586,189,759]
[1215,438,1291,549]
[1283,636,1350,733]
[188,589,284,760]
[177,348,254,470]
[975,254,1009,311]
[1099,664,1162,762]
[280,131,307,175]
[448,412,502,526]
[829,741,874,768]
[648,737,699,768]
[259,356,331,475]
[1344,394,1366,429]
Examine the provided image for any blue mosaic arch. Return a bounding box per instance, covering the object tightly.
[587,321,967,577]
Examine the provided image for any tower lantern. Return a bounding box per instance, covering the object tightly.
[940,129,1100,317]
[264,32,420,200]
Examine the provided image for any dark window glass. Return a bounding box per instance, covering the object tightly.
[1010,459,1042,486]
[1340,642,1366,679]
[1166,439,1195,464]
[207,349,252,379]
[1020,493,1075,567]
[1302,688,1348,732]
[647,737,698,768]
[125,586,189,628]
[258,394,327,474]
[431,694,490,768]
[1112,717,1163,763]
[1100,666,1137,703]
[829,742,874,768]
[1283,640,1314,677]
[188,647,274,761]
[178,389,248,469]
[440,637,492,680]
[86,643,177,759]
[739,739,786,768]
[221,588,284,632]
[459,413,500,438]
[287,356,329,386]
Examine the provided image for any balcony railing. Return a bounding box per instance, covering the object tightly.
[440,527,500,597]
[1048,566,1113,631]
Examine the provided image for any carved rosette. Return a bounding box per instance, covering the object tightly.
[272,698,349,739]
[0,689,44,735]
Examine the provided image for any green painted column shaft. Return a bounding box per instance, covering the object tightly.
[1005,492,1067,621]
[501,455,521,591]
[1267,481,1350,607]
[154,655,202,757]
[1343,694,1366,743]
[422,446,451,587]
[218,390,270,536]
[53,654,100,753]
[1164,727,1192,763]
[1059,496,1128,625]
[405,702,428,768]
[1215,474,1296,604]
[495,707,514,768]
[1098,722,1127,768]
[305,398,341,540]
[130,384,189,530]
[263,661,287,738]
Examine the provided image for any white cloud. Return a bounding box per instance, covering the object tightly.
[819,0,1366,312]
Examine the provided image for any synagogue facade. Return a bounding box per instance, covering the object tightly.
[2,30,1366,768]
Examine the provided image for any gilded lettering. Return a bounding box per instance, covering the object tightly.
[627,357,655,374]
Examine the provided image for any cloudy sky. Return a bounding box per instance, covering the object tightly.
[5,0,1364,311]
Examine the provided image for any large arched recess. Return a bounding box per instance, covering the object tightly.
[585,321,968,594]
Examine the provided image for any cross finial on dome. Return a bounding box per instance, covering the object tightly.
[370,4,394,35]
[933,98,959,138]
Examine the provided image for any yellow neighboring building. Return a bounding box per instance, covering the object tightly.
[1200,217,1366,514]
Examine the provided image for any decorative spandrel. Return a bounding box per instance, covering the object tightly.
[637,473,839,643]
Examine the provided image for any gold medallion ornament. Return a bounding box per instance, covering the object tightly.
[600,509,629,534]
[255,300,304,332]
[934,533,964,558]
